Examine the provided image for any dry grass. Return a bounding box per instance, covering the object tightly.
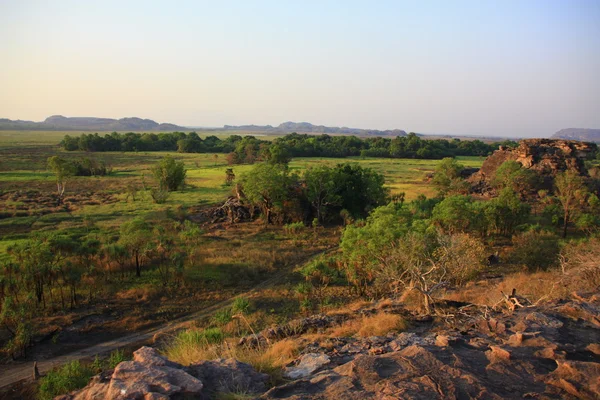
[442,271,570,306]
[329,312,408,337]
[116,286,161,302]
[163,331,299,384]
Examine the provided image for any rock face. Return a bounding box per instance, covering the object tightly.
[470,138,597,192]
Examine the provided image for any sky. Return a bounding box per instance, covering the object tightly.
[0,0,599,137]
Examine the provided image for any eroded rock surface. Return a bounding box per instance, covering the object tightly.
[61,293,600,400]
[469,138,597,194]
[56,348,268,400]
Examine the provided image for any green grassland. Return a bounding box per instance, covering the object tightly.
[0,136,484,261]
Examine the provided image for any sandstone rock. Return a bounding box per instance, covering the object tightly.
[190,357,269,395]
[587,343,600,355]
[546,360,600,399]
[524,312,564,329]
[485,345,511,363]
[555,301,600,328]
[57,347,203,400]
[469,139,597,194]
[285,353,331,379]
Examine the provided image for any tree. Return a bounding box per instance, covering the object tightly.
[119,218,153,277]
[239,164,296,224]
[340,203,413,295]
[431,195,478,233]
[303,166,341,223]
[47,156,76,199]
[334,164,388,218]
[225,168,236,186]
[266,144,291,165]
[483,188,531,236]
[555,171,589,238]
[492,161,538,195]
[151,155,186,191]
[432,158,467,196]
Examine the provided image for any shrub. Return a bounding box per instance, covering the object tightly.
[38,361,94,400]
[560,237,600,291]
[150,188,170,204]
[232,297,251,315]
[212,308,233,325]
[151,155,186,191]
[509,230,560,271]
[284,222,304,236]
[108,349,126,369]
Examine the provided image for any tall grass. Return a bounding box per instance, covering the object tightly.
[37,361,94,400]
[163,328,299,385]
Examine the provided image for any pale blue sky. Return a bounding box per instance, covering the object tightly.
[1,0,599,137]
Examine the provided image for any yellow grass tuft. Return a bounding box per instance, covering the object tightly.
[329,312,408,338]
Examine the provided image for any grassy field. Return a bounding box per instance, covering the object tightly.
[0,139,484,255]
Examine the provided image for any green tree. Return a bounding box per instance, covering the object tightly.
[151,155,186,191]
[340,203,413,294]
[555,171,589,238]
[119,218,153,277]
[432,157,468,196]
[484,188,531,236]
[265,144,291,165]
[303,166,341,223]
[334,164,388,218]
[239,164,296,224]
[492,161,538,195]
[431,195,477,233]
[47,156,76,199]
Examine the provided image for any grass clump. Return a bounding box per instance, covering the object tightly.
[329,313,408,338]
[37,361,94,400]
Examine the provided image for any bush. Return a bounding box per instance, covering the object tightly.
[232,297,251,315]
[510,230,560,271]
[212,308,233,325]
[108,349,126,369]
[284,222,304,236]
[150,188,170,204]
[151,155,186,191]
[38,361,94,400]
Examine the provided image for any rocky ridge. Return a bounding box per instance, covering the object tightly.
[58,292,600,399]
[469,138,597,193]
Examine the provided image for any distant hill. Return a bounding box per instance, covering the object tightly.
[552,128,600,143]
[222,121,407,137]
[0,116,408,137]
[0,115,187,131]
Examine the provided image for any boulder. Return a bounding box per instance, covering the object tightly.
[57,347,203,400]
[285,353,331,379]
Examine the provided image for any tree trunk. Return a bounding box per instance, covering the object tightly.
[563,211,569,238]
[135,252,141,277]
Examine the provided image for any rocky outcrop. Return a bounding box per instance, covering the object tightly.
[469,139,597,193]
[263,292,600,400]
[62,293,600,400]
[56,347,267,400]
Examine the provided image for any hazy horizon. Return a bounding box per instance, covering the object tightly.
[1,1,599,138]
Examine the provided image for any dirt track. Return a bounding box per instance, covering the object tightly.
[0,248,334,390]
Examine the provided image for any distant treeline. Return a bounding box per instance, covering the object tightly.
[61,132,516,161]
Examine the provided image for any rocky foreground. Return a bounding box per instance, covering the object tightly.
[58,292,600,399]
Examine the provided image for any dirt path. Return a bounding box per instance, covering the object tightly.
[0,248,335,390]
